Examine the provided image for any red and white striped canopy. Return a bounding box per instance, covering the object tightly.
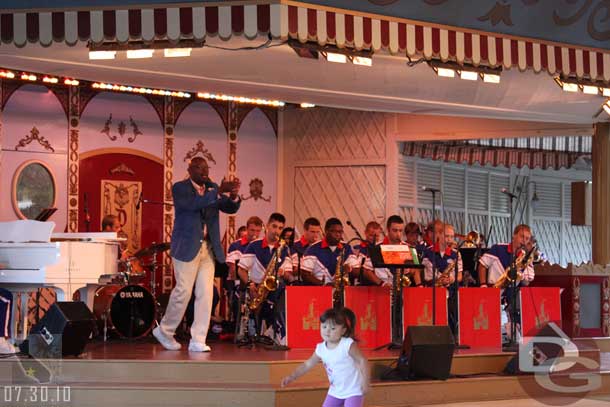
[1,2,609,81]
[403,141,584,171]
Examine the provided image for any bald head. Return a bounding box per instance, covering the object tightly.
[188,157,210,185]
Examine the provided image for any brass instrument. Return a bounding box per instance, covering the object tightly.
[435,260,456,287]
[462,231,481,248]
[493,245,536,289]
[249,239,286,311]
[332,244,348,307]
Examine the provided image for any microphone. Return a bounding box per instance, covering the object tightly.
[421,186,441,193]
[346,220,364,241]
[500,188,517,199]
[136,192,143,210]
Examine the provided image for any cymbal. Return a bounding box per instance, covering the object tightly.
[134,242,170,258]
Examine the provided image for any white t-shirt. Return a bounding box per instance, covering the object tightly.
[315,337,363,399]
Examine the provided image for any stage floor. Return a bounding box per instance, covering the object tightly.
[2,337,609,407]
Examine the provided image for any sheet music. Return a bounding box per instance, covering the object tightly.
[0,220,55,242]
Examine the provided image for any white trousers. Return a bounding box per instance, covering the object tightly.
[159,242,215,344]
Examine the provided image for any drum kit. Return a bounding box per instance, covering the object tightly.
[93,242,170,340]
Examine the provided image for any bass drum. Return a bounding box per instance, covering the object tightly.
[93,284,155,338]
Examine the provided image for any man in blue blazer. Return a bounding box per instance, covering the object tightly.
[153,157,241,352]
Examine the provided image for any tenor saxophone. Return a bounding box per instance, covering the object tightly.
[249,240,285,311]
[332,245,348,307]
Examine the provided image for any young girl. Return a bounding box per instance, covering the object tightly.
[281,307,370,407]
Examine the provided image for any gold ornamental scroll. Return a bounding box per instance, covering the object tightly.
[100,179,142,254]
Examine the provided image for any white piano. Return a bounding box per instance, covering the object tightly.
[0,220,120,338]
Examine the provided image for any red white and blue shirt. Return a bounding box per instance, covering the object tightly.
[479,243,534,285]
[238,237,293,284]
[422,244,463,283]
[226,236,250,265]
[301,239,359,284]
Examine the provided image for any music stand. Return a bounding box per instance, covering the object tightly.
[35,207,57,222]
[370,244,424,350]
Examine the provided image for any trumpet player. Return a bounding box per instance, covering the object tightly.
[422,223,463,287]
[237,213,293,342]
[301,218,360,286]
[477,224,535,288]
[361,216,423,287]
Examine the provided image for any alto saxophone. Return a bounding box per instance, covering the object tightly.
[249,239,286,311]
[435,260,456,287]
[493,245,536,289]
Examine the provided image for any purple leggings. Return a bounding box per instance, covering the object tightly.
[322,394,364,407]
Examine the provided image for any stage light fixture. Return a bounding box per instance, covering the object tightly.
[0,70,15,79]
[481,73,501,83]
[459,70,478,81]
[300,103,316,108]
[352,56,372,66]
[127,49,154,59]
[582,85,599,95]
[603,100,610,116]
[289,40,373,66]
[20,74,37,81]
[164,48,192,58]
[434,67,455,78]
[89,51,116,60]
[197,92,284,107]
[323,52,348,64]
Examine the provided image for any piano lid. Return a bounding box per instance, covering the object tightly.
[0,220,55,243]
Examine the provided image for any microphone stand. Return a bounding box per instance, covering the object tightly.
[503,193,518,352]
[84,192,91,232]
[424,188,439,326]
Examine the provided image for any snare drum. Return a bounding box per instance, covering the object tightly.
[93,284,156,338]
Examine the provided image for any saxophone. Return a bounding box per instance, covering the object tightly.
[435,261,456,287]
[249,239,286,311]
[332,245,348,307]
[493,245,536,289]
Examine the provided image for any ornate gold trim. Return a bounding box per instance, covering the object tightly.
[11,159,58,220]
[15,126,55,152]
[80,147,163,164]
[183,140,217,164]
[109,163,136,176]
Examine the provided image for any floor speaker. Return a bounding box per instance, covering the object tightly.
[22,302,94,358]
[403,325,455,380]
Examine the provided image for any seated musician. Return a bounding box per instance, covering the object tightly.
[300,218,360,286]
[361,216,423,287]
[237,213,293,342]
[352,221,381,285]
[421,223,463,287]
[0,283,16,354]
[404,222,427,255]
[226,216,263,321]
[102,214,130,260]
[237,225,247,239]
[291,217,322,284]
[478,224,535,341]
[477,224,535,289]
[423,219,444,248]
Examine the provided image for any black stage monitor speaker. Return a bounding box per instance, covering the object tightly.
[403,325,455,380]
[22,302,94,358]
[504,322,570,375]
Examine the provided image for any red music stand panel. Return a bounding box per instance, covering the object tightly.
[520,287,562,337]
[285,286,333,349]
[344,286,392,348]
[403,287,448,330]
[458,288,502,349]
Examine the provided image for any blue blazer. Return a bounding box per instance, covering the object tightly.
[170,179,241,263]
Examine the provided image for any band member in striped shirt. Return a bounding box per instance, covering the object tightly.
[301,218,360,286]
[226,216,263,322]
[421,223,463,287]
[291,217,322,284]
[478,224,535,341]
[477,224,534,288]
[237,213,293,342]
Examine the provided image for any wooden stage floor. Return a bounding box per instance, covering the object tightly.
[1,337,609,407]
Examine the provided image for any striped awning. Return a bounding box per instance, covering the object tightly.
[1,2,609,81]
[402,141,587,170]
